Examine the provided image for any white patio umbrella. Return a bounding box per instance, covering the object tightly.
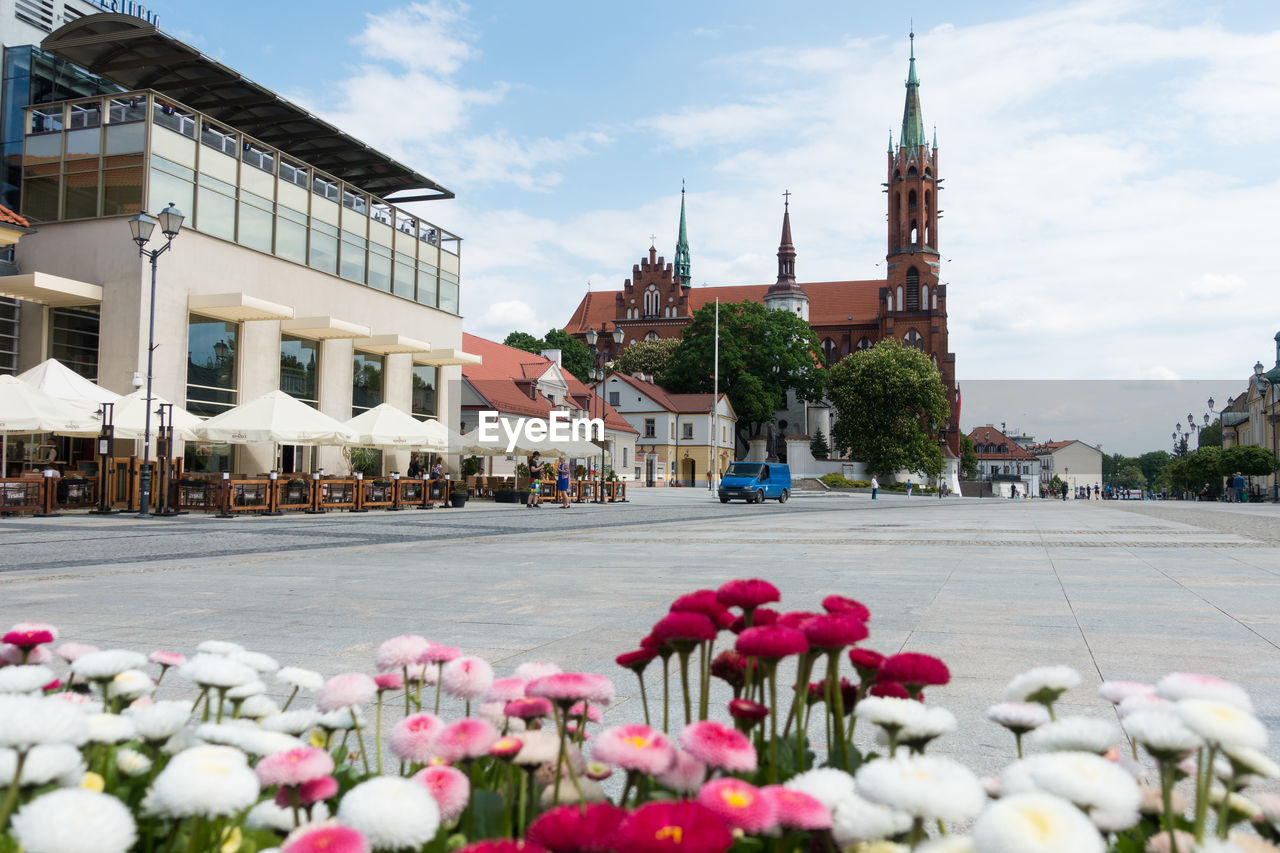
[18,358,120,411]
[342,403,449,450]
[0,374,101,472]
[111,389,202,442]
[193,390,355,446]
[457,426,601,458]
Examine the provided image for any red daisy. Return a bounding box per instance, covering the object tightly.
[527,802,628,853]
[282,823,368,853]
[735,626,808,661]
[458,842,548,853]
[728,608,779,634]
[822,595,871,622]
[801,614,869,650]
[877,652,950,696]
[669,590,728,621]
[776,611,822,629]
[727,698,769,722]
[709,650,747,690]
[616,649,658,673]
[613,800,734,853]
[847,648,885,681]
[2,629,53,649]
[868,681,910,699]
[651,612,717,646]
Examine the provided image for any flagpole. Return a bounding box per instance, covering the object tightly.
[711,298,719,498]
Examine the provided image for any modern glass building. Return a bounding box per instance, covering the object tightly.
[0,10,478,475]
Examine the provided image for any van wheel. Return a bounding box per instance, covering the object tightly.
[719,496,729,504]
[778,490,789,503]
[754,490,764,504]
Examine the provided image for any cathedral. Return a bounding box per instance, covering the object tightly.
[564,35,959,457]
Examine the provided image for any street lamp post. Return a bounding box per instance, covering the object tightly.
[584,325,624,504]
[128,203,184,517]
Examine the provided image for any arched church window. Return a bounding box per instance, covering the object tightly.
[921,284,929,309]
[856,337,873,351]
[896,286,904,310]
[906,268,920,311]
[646,331,658,341]
[903,329,923,349]
[907,166,918,177]
[822,338,835,365]
[909,221,918,245]
[886,290,894,311]
[908,189,917,211]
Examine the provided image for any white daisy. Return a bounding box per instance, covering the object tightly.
[226,680,267,700]
[986,702,1051,734]
[196,640,245,657]
[116,747,152,777]
[0,695,89,748]
[246,797,330,833]
[196,723,303,757]
[147,745,260,818]
[917,839,977,853]
[337,776,441,851]
[1025,717,1117,755]
[1004,666,1081,705]
[856,754,986,823]
[105,669,155,702]
[829,790,913,844]
[0,664,55,694]
[229,650,279,673]
[854,696,928,736]
[512,661,561,681]
[1156,673,1253,712]
[1117,693,1169,718]
[1001,751,1141,818]
[1096,680,1152,705]
[512,728,560,767]
[160,728,206,756]
[11,788,136,853]
[898,706,957,746]
[1253,791,1280,829]
[1123,709,1203,761]
[1087,807,1139,832]
[177,654,257,689]
[1208,783,1262,821]
[238,695,281,719]
[51,692,102,713]
[0,743,84,787]
[124,700,193,742]
[1221,745,1280,781]
[784,766,857,810]
[259,709,319,735]
[69,650,147,682]
[276,666,324,692]
[972,791,1103,853]
[85,713,137,744]
[317,707,366,731]
[1177,699,1267,750]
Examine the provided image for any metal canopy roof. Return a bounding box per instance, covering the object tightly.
[41,14,454,202]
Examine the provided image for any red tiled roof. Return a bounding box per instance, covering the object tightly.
[461,334,636,433]
[1026,440,1074,454]
[609,372,727,415]
[0,204,29,228]
[965,424,1038,461]
[565,280,883,335]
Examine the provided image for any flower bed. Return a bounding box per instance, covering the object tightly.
[0,582,1277,853]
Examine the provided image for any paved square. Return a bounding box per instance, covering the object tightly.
[2,492,1277,774]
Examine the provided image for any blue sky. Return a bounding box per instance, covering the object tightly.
[150,1,1280,448]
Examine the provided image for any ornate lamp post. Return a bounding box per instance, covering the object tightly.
[127,203,184,517]
[584,325,625,503]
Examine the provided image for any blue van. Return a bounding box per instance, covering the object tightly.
[718,462,791,504]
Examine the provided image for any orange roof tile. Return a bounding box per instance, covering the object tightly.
[0,204,29,228]
[609,372,726,415]
[965,424,1038,461]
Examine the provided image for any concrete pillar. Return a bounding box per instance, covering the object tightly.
[747,437,766,463]
[785,435,812,478]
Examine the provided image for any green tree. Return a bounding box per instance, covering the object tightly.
[1220,445,1276,478]
[1102,452,1124,484]
[827,339,949,480]
[1136,450,1171,485]
[1116,464,1146,489]
[614,338,680,377]
[502,331,543,353]
[1198,420,1222,449]
[660,301,825,441]
[1185,447,1222,490]
[541,328,593,383]
[959,433,979,479]
[810,429,830,460]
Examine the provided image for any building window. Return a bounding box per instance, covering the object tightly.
[682,422,693,440]
[352,352,384,416]
[279,335,319,407]
[906,268,919,311]
[609,391,620,406]
[186,314,238,417]
[644,418,656,438]
[904,329,923,349]
[0,299,17,375]
[623,447,629,466]
[49,306,99,381]
[856,337,873,351]
[412,364,437,419]
[670,422,675,440]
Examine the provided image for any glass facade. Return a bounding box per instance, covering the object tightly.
[280,335,319,407]
[21,90,463,315]
[0,297,17,375]
[411,364,437,419]
[352,352,383,416]
[48,305,98,381]
[186,314,238,417]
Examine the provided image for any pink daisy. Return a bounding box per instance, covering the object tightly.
[405,663,437,685]
[716,578,781,610]
[679,720,757,773]
[512,661,561,681]
[567,701,604,723]
[527,802,628,853]
[489,736,523,759]
[735,625,809,661]
[0,644,50,665]
[276,775,338,807]
[592,724,676,776]
[527,672,615,706]
[696,777,776,833]
[148,650,186,668]
[651,612,717,646]
[801,614,868,650]
[373,673,404,692]
[316,672,378,711]
[505,697,553,720]
[375,634,431,672]
[56,642,99,663]
[485,677,528,702]
[3,628,54,649]
[414,764,471,821]
[388,713,444,763]
[257,746,335,787]
[433,717,501,762]
[419,643,461,664]
[656,749,707,794]
[442,656,495,701]
[761,785,831,830]
[670,590,729,621]
[616,650,658,673]
[282,821,369,853]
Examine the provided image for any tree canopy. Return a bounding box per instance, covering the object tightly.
[959,433,979,479]
[614,337,681,378]
[1220,444,1276,477]
[827,339,950,480]
[502,329,592,383]
[659,301,825,433]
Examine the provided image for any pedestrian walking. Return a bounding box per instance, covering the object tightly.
[1233,472,1246,503]
[557,457,571,508]
[871,475,879,499]
[906,480,913,497]
[527,452,543,508]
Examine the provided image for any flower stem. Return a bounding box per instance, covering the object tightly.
[0,749,27,830]
[281,686,298,712]
[552,705,570,806]
[1193,746,1216,843]
[908,816,925,849]
[375,693,385,775]
[435,662,444,714]
[766,661,780,784]
[827,652,848,770]
[661,656,670,734]
[636,673,651,727]
[1216,774,1236,840]
[352,719,372,775]
[215,687,227,723]
[1159,761,1182,853]
[402,666,411,717]
[677,649,693,726]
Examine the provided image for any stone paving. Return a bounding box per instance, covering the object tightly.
[1,491,1277,776]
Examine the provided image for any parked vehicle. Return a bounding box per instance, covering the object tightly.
[718,462,791,504]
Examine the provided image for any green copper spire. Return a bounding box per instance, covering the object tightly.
[900,30,925,150]
[674,182,691,288]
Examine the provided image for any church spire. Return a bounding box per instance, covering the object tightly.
[900,29,925,150]
[765,190,807,320]
[674,182,691,289]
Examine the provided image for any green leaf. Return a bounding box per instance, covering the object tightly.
[467,788,508,840]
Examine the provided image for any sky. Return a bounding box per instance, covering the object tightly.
[141,0,1280,453]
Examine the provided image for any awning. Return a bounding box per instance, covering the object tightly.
[189,293,293,322]
[414,348,482,367]
[41,14,453,201]
[355,334,431,356]
[281,316,370,340]
[0,272,102,307]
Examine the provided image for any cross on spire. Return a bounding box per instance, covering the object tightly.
[782,188,791,209]
[649,234,656,248]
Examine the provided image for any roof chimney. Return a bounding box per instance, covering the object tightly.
[540,348,562,367]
